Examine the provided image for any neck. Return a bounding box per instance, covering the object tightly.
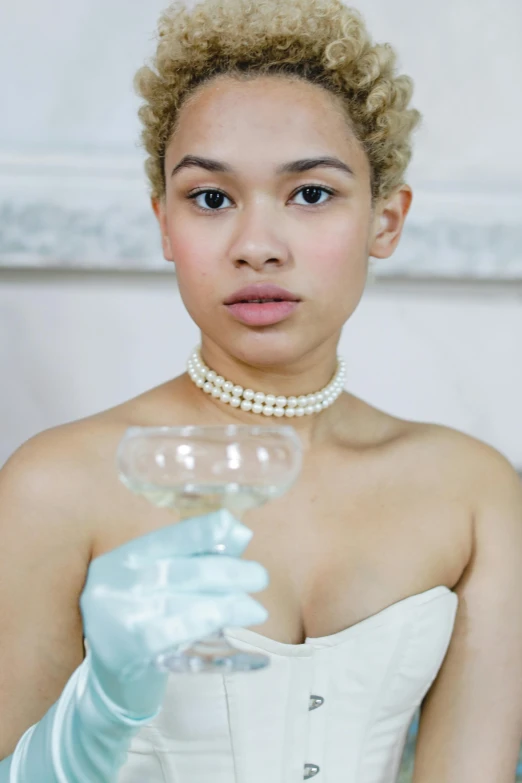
[183,336,346,445]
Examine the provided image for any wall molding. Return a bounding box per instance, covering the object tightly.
[1,153,521,279]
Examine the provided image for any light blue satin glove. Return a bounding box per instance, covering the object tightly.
[0,509,269,782]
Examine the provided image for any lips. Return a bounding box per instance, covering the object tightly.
[225,300,300,326]
[223,283,302,326]
[223,283,300,306]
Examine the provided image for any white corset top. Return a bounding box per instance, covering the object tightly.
[118,585,458,783]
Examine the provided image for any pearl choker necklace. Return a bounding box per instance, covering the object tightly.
[186,346,346,417]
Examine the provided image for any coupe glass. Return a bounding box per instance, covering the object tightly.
[116,424,303,674]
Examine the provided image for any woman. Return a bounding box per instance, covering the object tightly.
[1,0,522,780]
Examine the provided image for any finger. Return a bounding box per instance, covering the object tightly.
[124,555,269,594]
[92,509,252,575]
[135,508,251,557]
[136,593,269,656]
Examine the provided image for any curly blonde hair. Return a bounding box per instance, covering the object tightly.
[134,0,422,204]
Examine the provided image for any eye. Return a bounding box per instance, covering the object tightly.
[187,190,233,211]
[292,186,335,207]
[186,185,335,212]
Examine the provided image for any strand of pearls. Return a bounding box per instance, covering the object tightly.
[186,346,346,417]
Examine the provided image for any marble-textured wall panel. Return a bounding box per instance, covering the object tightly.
[1,156,521,278]
[1,0,521,276]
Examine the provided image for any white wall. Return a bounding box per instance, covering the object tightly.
[3,0,521,185]
[2,270,521,470]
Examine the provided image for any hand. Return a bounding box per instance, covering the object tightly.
[80,509,269,719]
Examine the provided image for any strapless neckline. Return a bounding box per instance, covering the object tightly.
[224,585,456,655]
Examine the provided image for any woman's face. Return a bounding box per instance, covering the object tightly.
[153,74,409,367]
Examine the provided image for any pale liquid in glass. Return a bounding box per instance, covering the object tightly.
[120,476,281,520]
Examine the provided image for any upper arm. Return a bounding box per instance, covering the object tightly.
[0,429,93,759]
[413,438,522,782]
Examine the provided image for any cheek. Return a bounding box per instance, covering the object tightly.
[303,222,368,297]
[168,230,217,296]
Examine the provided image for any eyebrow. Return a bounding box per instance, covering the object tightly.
[170,154,355,179]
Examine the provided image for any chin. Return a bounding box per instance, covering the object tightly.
[223,335,309,370]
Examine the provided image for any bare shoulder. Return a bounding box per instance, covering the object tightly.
[2,412,124,522]
[0,386,182,756]
[0,419,111,756]
[401,417,521,502]
[0,399,144,558]
[349,393,520,487]
[2,379,194,569]
[345,394,521,559]
[403,432,522,778]
[3,377,184,503]
[2,419,102,541]
[336,403,522,775]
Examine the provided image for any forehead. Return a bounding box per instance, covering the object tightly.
[168,75,364,166]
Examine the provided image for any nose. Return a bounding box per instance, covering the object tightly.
[229,204,291,271]
[235,254,281,270]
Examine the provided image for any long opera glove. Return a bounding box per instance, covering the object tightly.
[0,510,269,781]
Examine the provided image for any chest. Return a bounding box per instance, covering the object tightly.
[237,451,468,643]
[96,442,470,646]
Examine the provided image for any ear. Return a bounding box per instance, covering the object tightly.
[151,196,175,263]
[368,185,413,260]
